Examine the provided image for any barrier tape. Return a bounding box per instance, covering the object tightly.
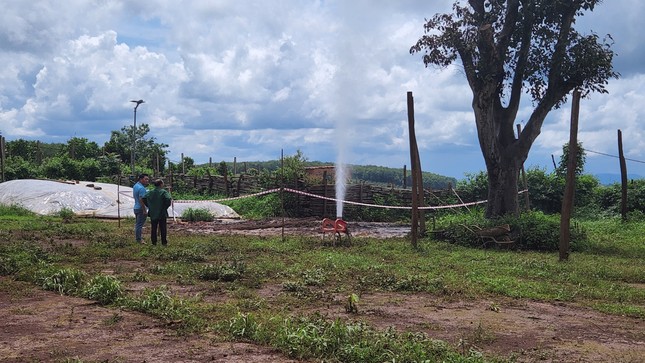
[120,187,528,211]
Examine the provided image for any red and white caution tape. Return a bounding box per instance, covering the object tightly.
[127,187,529,212]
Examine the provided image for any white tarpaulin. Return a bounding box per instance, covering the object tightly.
[0,179,239,219]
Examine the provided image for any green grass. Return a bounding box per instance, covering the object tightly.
[0,211,643,361]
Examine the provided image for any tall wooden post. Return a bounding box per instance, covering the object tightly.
[280,149,285,242]
[181,153,185,174]
[322,171,328,217]
[403,164,407,189]
[407,92,419,248]
[617,130,628,221]
[169,161,174,193]
[233,157,237,175]
[0,135,5,182]
[559,89,580,261]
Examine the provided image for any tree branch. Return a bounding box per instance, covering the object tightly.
[548,4,577,88]
[507,0,534,116]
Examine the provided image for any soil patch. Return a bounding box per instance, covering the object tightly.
[0,280,298,363]
[1,218,643,362]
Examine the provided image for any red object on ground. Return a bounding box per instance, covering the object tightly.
[321,218,351,243]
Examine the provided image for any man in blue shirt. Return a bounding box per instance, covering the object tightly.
[133,173,150,243]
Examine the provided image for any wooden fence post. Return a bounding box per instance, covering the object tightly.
[407,91,419,248]
[618,129,628,221]
[559,89,580,261]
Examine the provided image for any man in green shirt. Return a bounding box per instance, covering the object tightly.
[142,179,172,246]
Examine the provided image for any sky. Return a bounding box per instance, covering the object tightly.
[1,0,643,180]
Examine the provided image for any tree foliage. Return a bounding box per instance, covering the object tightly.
[411,0,618,218]
[103,123,168,174]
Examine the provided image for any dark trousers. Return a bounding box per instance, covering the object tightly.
[150,218,168,245]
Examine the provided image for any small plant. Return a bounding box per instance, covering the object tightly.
[40,267,86,295]
[103,312,123,326]
[131,270,149,282]
[83,274,123,305]
[0,203,34,216]
[301,268,327,286]
[181,208,215,222]
[57,207,75,223]
[226,312,260,339]
[345,293,359,314]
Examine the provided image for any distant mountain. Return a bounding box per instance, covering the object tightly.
[594,173,643,185]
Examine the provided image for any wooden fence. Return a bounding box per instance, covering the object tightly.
[116,174,455,217]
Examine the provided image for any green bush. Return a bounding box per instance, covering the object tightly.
[500,211,587,251]
[197,260,245,282]
[57,207,75,222]
[83,275,124,305]
[0,204,35,217]
[39,267,86,295]
[223,193,283,219]
[181,207,215,222]
[0,242,50,276]
[436,210,588,251]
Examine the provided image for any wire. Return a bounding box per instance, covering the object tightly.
[585,149,645,164]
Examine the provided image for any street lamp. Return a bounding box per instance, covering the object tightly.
[130,99,145,177]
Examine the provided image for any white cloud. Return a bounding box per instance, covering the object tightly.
[0,0,643,179]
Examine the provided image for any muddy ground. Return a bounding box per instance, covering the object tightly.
[1,218,643,362]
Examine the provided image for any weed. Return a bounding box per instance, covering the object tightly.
[226,312,260,339]
[0,203,35,216]
[40,267,86,295]
[222,313,484,362]
[196,259,246,282]
[120,285,205,333]
[470,321,496,344]
[82,274,123,305]
[181,207,215,222]
[345,293,359,313]
[103,312,123,326]
[301,268,327,286]
[57,207,76,223]
[131,270,149,282]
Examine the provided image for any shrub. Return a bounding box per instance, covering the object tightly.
[40,267,86,295]
[500,211,587,251]
[223,193,283,219]
[83,275,124,305]
[57,207,75,222]
[436,210,588,251]
[197,260,245,282]
[181,207,215,222]
[0,204,34,217]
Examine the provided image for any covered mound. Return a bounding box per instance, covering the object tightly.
[0,179,239,219]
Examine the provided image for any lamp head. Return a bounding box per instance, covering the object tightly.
[130,99,144,105]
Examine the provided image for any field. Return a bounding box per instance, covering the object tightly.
[0,213,643,362]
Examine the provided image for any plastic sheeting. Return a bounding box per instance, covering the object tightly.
[0,179,239,219]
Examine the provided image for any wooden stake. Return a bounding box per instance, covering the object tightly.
[618,129,628,221]
[407,92,419,248]
[559,89,581,261]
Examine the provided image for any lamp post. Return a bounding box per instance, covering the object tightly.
[130,99,145,177]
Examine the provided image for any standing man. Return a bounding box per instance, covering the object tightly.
[143,179,172,246]
[133,173,150,244]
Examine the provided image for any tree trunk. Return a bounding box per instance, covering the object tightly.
[485,159,521,218]
[473,92,525,218]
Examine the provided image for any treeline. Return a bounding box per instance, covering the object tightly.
[204,160,457,190]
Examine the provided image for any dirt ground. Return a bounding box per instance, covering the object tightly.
[1,218,643,362]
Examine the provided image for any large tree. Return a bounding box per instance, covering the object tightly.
[411,0,617,217]
[103,124,169,174]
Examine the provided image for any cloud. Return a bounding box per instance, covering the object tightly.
[0,0,643,180]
